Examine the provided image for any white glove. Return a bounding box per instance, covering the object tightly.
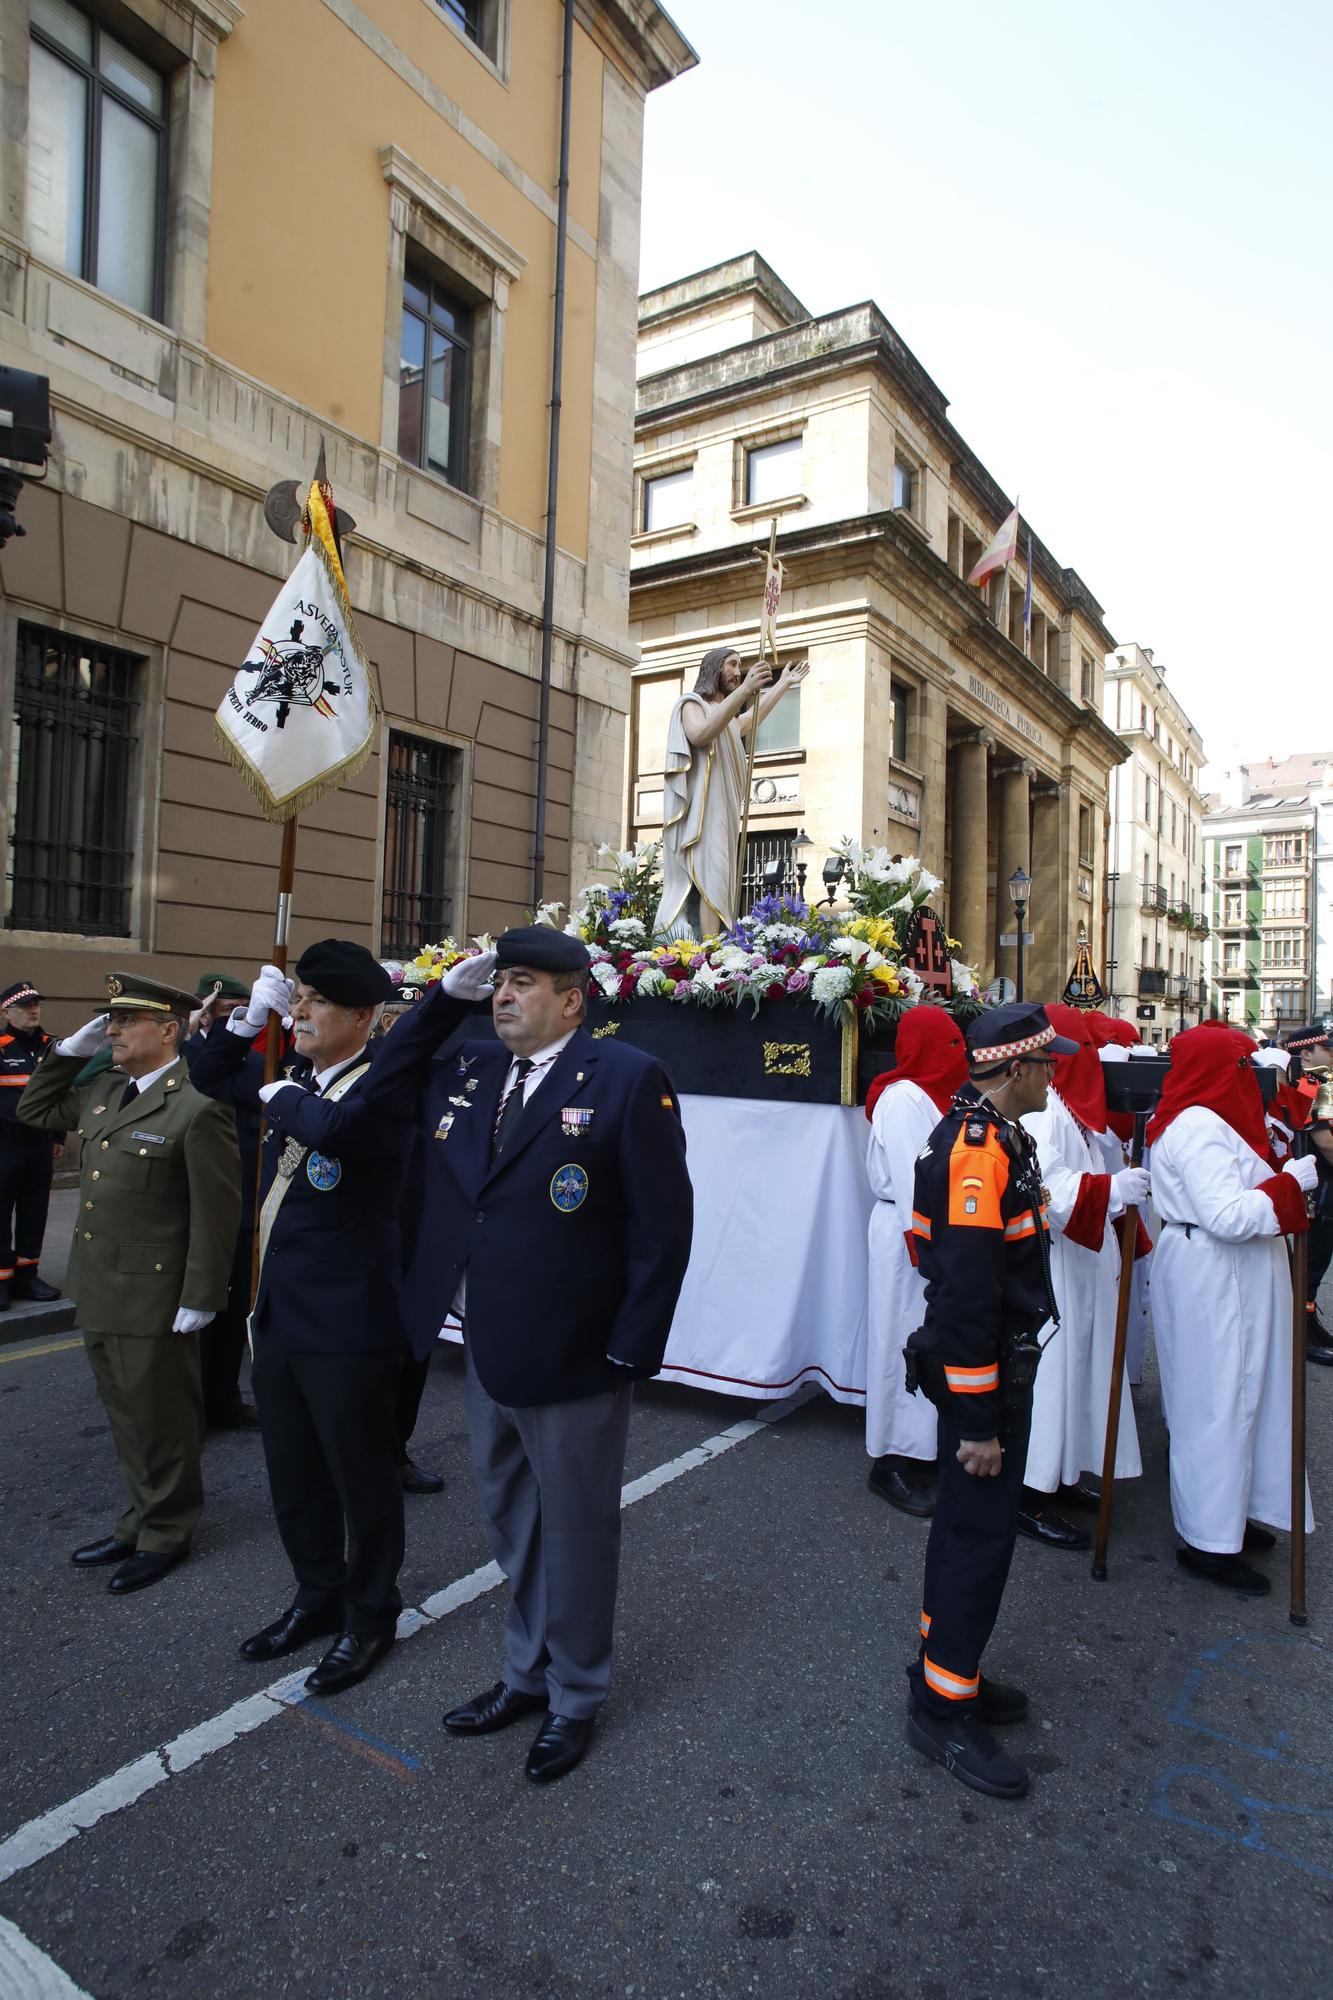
[258,1079,302,1105]
[56,1013,110,1058]
[440,949,498,1001]
[1283,1155,1319,1193]
[172,1308,215,1334]
[244,964,294,1029]
[1112,1166,1151,1208]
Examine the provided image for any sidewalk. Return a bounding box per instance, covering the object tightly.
[1,1187,77,1343]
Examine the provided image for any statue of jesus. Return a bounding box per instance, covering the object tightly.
[655,645,810,939]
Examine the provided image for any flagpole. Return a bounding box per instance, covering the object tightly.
[734,517,779,918]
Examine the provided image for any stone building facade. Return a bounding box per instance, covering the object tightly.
[1101,642,1209,1043]
[627,255,1127,995]
[0,0,693,1019]
[1204,752,1333,1037]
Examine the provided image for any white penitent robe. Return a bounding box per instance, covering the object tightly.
[865,1079,939,1462]
[1149,1107,1313,1552]
[1022,1091,1141,1493]
[655,694,747,938]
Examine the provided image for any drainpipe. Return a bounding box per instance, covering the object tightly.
[532,0,574,908]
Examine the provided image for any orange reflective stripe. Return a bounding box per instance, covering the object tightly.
[0,1076,31,1086]
[911,1210,932,1239]
[1004,1209,1039,1240]
[923,1655,980,1701]
[947,1126,1007,1228]
[919,1610,931,1637]
[942,1362,1000,1394]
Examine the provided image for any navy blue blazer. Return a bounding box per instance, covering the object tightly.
[189,1023,412,1357]
[311,984,694,1404]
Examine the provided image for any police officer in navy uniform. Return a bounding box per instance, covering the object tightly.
[332,926,694,1781]
[190,940,427,1696]
[0,980,64,1308]
[1284,1024,1333,1360]
[903,1002,1074,1801]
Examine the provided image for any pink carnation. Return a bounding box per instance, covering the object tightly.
[785,970,810,994]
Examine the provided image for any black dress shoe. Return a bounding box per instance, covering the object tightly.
[1056,1481,1102,1512]
[1176,1544,1271,1594]
[240,1604,343,1661]
[399,1457,445,1495]
[443,1679,547,1736]
[305,1630,393,1696]
[108,1551,184,1594]
[867,1457,935,1519]
[210,1398,263,1431]
[10,1270,61,1302]
[1306,1333,1333,1367]
[0,1277,10,1311]
[978,1676,1029,1726]
[1017,1498,1091,1551]
[905,1704,1028,1800]
[71,1535,136,1567]
[525,1714,595,1784]
[1242,1521,1276,1554]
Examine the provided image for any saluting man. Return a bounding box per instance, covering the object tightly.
[17,974,241,1594]
[191,940,440,1697]
[0,980,65,1308]
[903,1002,1074,1801]
[350,926,695,1782]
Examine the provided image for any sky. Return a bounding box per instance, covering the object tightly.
[637,0,1332,777]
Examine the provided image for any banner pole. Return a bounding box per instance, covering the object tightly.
[1290,1127,1311,1626]
[1091,1108,1147,1579]
[250,815,298,1298]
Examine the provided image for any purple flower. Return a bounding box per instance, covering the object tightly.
[785,969,811,994]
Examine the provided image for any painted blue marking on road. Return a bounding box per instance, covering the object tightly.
[1165,1632,1331,1779]
[295,1698,422,1771]
[1153,1763,1333,1884]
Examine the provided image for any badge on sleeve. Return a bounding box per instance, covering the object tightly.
[550,1164,589,1212]
[306,1151,341,1191]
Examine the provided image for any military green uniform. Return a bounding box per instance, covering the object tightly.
[18,989,241,1555]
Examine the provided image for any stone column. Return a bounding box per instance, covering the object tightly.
[1028,780,1065,1000]
[950,731,993,976]
[994,760,1034,993]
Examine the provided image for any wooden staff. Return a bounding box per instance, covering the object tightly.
[249,815,298,1299]
[1289,1124,1311,1626]
[1091,1108,1148,1580]
[733,517,781,913]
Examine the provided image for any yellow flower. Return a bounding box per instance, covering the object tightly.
[847,915,897,954]
[871,964,902,992]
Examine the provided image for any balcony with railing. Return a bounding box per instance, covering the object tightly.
[1139,883,1169,914]
[1138,969,1168,996]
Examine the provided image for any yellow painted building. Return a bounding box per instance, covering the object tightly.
[0,0,692,1014]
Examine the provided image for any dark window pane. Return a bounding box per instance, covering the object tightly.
[382,732,461,955]
[404,269,430,316]
[7,624,141,936]
[438,0,482,44]
[427,328,456,474]
[754,685,800,756]
[398,308,426,464]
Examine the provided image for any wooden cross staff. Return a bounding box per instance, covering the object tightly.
[734,518,782,905]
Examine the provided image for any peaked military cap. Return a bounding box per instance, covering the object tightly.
[1284,1022,1332,1052]
[966,1001,1078,1064]
[105,971,197,1017]
[0,980,41,1008]
[495,926,590,974]
[295,939,394,1006]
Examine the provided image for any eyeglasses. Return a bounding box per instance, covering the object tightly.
[1018,1055,1059,1070]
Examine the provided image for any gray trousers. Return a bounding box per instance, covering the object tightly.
[464,1349,633,1720]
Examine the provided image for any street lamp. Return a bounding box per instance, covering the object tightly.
[1008,866,1031,1002]
[793,829,813,904]
[822,852,847,907]
[1176,969,1189,1036]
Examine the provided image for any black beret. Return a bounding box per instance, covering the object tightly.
[0,981,41,1008]
[294,939,394,1006]
[967,1002,1078,1062]
[495,926,591,974]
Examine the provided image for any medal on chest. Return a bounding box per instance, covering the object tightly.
[560,1106,593,1140]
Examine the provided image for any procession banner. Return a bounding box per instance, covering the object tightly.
[214,478,377,820]
[759,546,785,659]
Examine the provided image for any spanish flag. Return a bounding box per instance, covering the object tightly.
[214,477,377,820]
[965,502,1020,589]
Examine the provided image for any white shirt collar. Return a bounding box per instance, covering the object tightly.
[310,1046,369,1094]
[124,1055,181,1096]
[508,1029,577,1073]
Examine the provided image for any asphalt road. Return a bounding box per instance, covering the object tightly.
[1,1209,1331,1999]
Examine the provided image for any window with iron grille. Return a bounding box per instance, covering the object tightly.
[741,827,797,911]
[381,731,463,956]
[7,622,141,935]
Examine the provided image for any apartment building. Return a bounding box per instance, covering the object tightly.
[1102,642,1208,1043]
[0,0,693,1014]
[1204,752,1333,1036]
[626,254,1128,995]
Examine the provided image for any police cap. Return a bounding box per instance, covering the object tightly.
[105,971,196,1019]
[0,980,41,1008]
[295,939,394,1007]
[1284,1022,1333,1053]
[195,970,251,1002]
[495,927,590,974]
[966,1001,1079,1068]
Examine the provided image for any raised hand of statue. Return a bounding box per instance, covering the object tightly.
[777,658,811,689]
[740,662,773,699]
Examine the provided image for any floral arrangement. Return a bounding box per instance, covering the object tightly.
[399,840,985,1028]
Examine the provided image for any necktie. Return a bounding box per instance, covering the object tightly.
[119,1079,138,1110]
[489,1058,534,1162]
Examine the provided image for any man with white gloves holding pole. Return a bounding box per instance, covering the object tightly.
[1146,1023,1317,1594]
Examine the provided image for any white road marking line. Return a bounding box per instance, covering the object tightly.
[0,1391,808,1889]
[0,1915,95,1998]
